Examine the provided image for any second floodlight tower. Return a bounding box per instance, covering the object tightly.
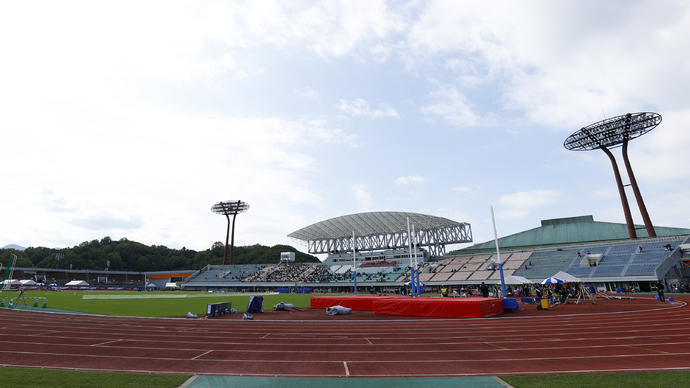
[564,112,661,239]
[211,200,250,265]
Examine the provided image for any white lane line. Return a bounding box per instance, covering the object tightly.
[343,361,350,376]
[91,339,122,347]
[192,350,213,360]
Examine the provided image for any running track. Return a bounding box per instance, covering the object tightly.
[0,294,688,377]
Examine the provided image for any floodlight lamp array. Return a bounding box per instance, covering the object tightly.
[563,112,661,151]
[211,200,249,216]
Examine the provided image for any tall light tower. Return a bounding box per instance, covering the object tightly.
[211,200,250,265]
[564,112,662,239]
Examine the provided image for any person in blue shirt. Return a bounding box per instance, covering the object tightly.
[588,283,597,305]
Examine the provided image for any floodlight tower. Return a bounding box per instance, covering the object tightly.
[211,200,250,265]
[564,112,662,239]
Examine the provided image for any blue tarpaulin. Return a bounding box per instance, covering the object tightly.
[246,296,263,313]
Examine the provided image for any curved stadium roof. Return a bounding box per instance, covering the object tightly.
[288,211,467,241]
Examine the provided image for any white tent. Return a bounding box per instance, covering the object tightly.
[19,279,36,286]
[65,280,90,286]
[504,275,532,284]
[165,282,179,289]
[1,279,21,285]
[553,271,582,283]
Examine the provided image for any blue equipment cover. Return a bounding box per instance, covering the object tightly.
[246,296,263,313]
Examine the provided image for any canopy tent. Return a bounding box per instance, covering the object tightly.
[504,275,532,284]
[65,280,90,286]
[145,283,157,288]
[552,271,582,283]
[1,279,21,285]
[164,282,179,289]
[540,277,564,285]
[19,279,36,286]
[404,281,426,286]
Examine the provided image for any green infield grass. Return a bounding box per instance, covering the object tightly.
[2,290,317,317]
[2,367,690,388]
[0,367,190,388]
[501,370,690,388]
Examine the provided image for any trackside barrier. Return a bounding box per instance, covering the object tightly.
[206,302,233,318]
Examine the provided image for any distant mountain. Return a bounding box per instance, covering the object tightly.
[1,244,26,251]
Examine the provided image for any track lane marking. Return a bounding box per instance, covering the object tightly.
[343,361,350,376]
[624,345,669,354]
[192,350,213,360]
[485,342,510,350]
[91,339,122,347]
[261,333,271,338]
[366,338,372,344]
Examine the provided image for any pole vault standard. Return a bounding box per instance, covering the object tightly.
[491,207,507,298]
[407,217,418,298]
[411,224,422,297]
[564,112,662,239]
[211,200,250,266]
[352,231,357,296]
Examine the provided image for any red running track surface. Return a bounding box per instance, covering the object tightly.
[0,294,688,378]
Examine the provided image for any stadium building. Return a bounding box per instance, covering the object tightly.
[176,212,690,294]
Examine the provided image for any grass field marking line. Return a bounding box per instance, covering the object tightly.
[261,333,271,338]
[485,342,510,350]
[90,339,122,347]
[624,345,670,354]
[343,361,350,376]
[192,350,213,360]
[366,338,372,345]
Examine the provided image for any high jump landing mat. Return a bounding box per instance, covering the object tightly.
[309,296,504,318]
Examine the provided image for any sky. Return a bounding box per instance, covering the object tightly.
[2,1,690,258]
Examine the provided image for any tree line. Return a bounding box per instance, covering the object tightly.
[0,237,319,272]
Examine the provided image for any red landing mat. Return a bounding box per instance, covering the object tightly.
[374,297,504,318]
[310,295,400,310]
[309,296,504,318]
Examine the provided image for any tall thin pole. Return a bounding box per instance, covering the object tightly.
[407,217,416,298]
[491,206,506,298]
[622,138,656,238]
[352,231,357,295]
[412,224,421,296]
[222,214,230,266]
[229,201,241,265]
[601,146,637,239]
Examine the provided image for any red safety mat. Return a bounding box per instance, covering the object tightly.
[373,297,504,318]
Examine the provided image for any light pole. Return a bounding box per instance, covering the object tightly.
[211,200,250,266]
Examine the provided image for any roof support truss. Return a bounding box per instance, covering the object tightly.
[305,224,472,257]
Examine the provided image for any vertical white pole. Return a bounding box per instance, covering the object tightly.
[491,206,507,298]
[352,231,357,296]
[407,217,416,297]
[412,224,420,296]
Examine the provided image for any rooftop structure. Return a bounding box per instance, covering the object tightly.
[288,211,472,257]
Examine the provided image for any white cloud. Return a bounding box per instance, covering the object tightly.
[453,185,481,196]
[420,87,482,127]
[497,190,563,219]
[351,184,374,210]
[394,175,428,186]
[299,87,320,100]
[338,98,399,119]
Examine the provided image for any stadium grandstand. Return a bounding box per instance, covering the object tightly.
[4,213,690,295]
[179,213,690,294]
